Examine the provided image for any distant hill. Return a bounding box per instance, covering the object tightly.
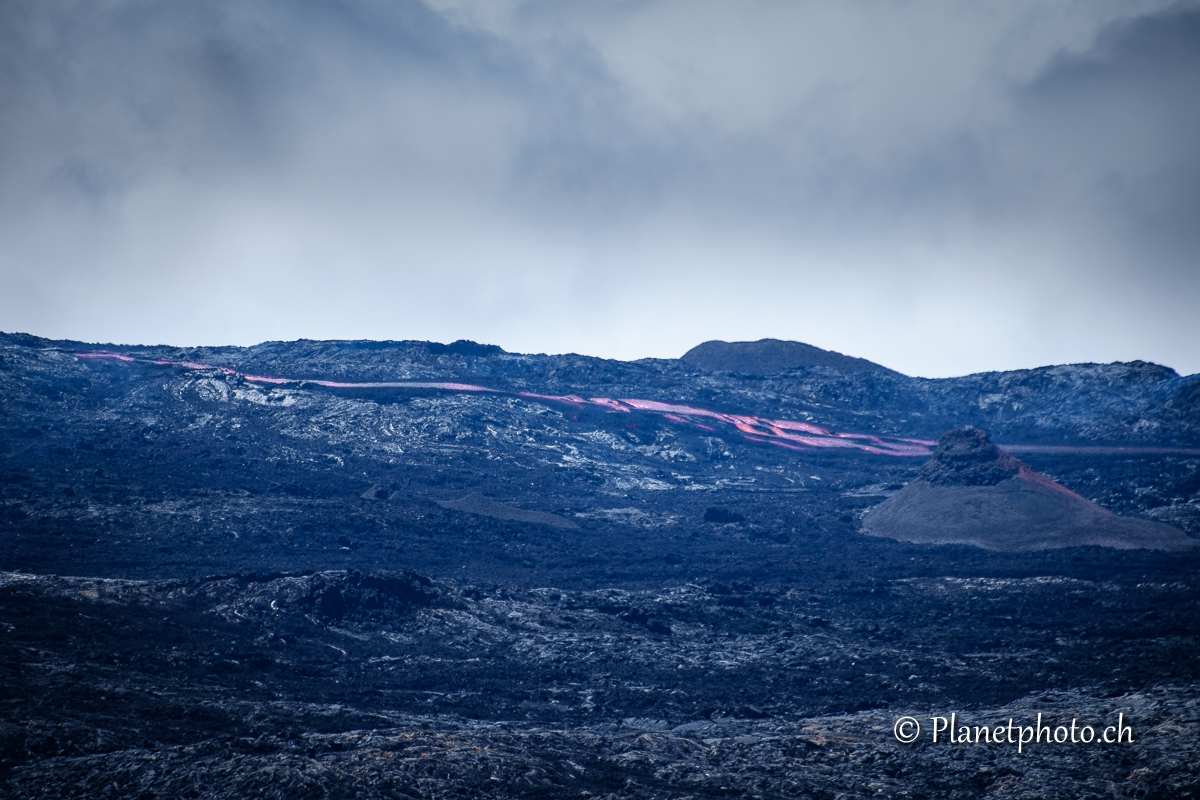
[680,338,902,376]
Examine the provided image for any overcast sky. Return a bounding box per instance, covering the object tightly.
[1,0,1198,377]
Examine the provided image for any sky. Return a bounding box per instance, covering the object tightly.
[1,0,1198,378]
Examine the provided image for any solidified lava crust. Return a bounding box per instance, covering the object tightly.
[2,333,1200,798]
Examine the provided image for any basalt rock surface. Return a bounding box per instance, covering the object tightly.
[3,569,1200,799]
[2,332,1200,798]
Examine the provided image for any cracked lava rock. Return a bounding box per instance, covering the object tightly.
[2,333,1200,798]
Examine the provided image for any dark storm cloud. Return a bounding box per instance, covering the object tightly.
[1012,8,1200,262]
[0,1,1197,375]
[510,4,1200,245]
[0,1,512,197]
[0,1,565,323]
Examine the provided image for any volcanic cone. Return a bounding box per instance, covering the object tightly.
[861,428,1197,552]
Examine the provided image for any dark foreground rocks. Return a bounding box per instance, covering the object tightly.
[11,693,1199,800]
[2,568,1200,799]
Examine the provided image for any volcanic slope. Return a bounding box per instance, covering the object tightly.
[862,428,1199,551]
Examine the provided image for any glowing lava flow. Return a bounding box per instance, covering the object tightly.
[75,351,935,457]
[515,391,933,456]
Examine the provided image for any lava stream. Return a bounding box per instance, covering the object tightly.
[75,351,935,457]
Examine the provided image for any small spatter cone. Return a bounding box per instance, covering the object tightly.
[917,427,1023,487]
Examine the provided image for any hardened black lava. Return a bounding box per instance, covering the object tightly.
[2,332,1199,799]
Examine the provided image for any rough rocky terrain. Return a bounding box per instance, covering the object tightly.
[2,332,1199,798]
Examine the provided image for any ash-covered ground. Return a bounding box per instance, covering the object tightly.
[2,333,1199,798]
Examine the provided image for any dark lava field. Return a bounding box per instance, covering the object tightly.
[2,332,1199,799]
